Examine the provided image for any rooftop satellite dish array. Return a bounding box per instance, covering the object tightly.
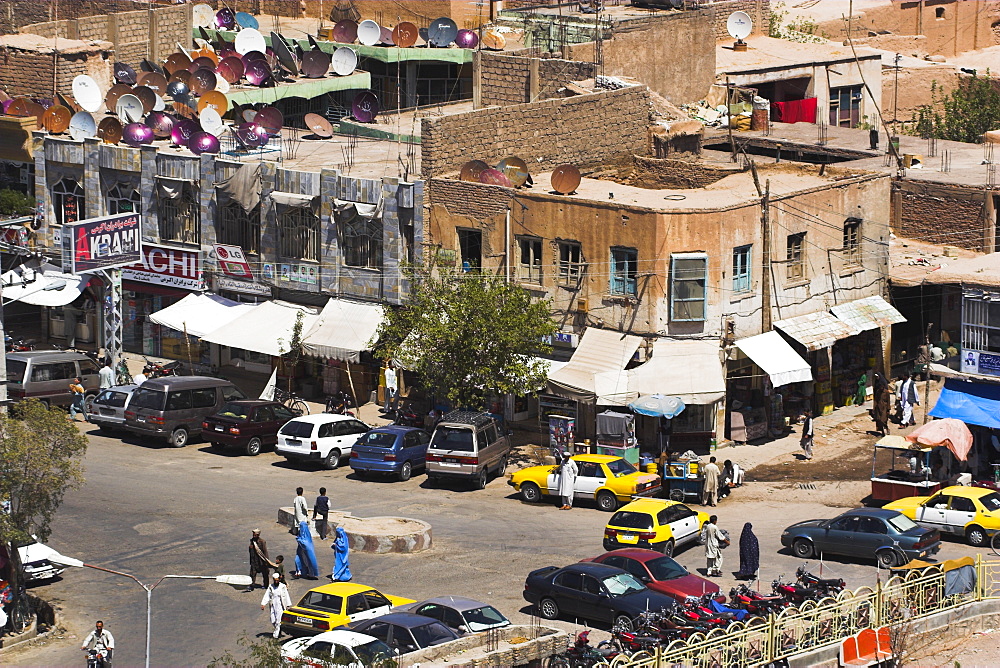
[320,16,505,51]
[458,157,580,195]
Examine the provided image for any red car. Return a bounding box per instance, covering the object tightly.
[584,548,723,603]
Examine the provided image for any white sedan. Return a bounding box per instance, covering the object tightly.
[281,629,394,667]
[17,536,70,582]
[275,414,371,470]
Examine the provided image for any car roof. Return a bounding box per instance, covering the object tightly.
[615,498,683,514]
[844,508,905,519]
[6,350,88,362]
[307,582,380,597]
[564,562,626,576]
[409,596,491,612]
[939,485,995,499]
[571,454,622,464]
[437,410,497,428]
[286,413,360,424]
[368,425,426,435]
[304,630,380,648]
[358,612,445,628]
[595,548,670,563]
[106,384,138,392]
[139,375,233,390]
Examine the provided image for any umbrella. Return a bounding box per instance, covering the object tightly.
[904,418,974,461]
[628,394,686,418]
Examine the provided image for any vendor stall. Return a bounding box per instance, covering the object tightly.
[870,436,941,502]
[662,458,703,502]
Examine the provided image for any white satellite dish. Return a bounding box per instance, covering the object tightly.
[68,111,97,141]
[727,11,753,48]
[192,3,215,29]
[235,28,266,56]
[152,94,166,112]
[72,75,103,113]
[357,20,381,46]
[331,47,358,76]
[200,107,225,137]
[116,93,144,123]
[215,76,231,94]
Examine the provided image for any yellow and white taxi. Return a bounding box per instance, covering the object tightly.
[508,454,661,512]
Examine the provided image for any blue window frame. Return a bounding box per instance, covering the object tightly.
[610,247,638,296]
[732,245,752,293]
[670,253,708,322]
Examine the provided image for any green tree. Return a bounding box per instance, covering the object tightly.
[277,310,306,392]
[911,72,1000,143]
[374,267,557,409]
[0,189,33,217]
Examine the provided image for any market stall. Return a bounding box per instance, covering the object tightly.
[870,436,941,502]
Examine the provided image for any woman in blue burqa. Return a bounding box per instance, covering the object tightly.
[332,526,352,582]
[294,520,319,579]
[736,522,760,581]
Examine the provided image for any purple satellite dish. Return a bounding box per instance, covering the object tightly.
[215,8,236,30]
[455,29,479,49]
[1,99,13,114]
[254,106,283,136]
[122,122,154,147]
[145,111,175,138]
[171,118,199,146]
[244,60,272,86]
[189,130,220,155]
[351,91,379,124]
[236,122,264,148]
[251,123,269,146]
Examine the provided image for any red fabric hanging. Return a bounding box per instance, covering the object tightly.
[772,97,818,124]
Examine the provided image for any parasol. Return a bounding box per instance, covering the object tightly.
[904,418,974,461]
[628,394,686,419]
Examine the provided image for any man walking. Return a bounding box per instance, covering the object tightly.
[898,372,919,426]
[246,529,271,592]
[800,410,815,460]
[313,487,330,540]
[260,573,292,639]
[293,487,309,528]
[383,362,398,413]
[702,456,720,507]
[700,515,726,577]
[99,361,115,390]
[557,452,577,510]
[68,377,88,422]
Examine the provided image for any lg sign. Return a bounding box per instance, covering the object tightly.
[122,244,203,289]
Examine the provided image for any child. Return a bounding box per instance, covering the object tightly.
[273,555,286,583]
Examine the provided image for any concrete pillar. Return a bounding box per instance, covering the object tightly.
[82,137,101,218]
[529,57,540,103]
[319,168,339,296]
[405,62,418,107]
[198,154,217,249]
[139,144,158,243]
[473,50,482,109]
[381,177,399,304]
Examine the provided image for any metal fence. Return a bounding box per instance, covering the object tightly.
[605,557,994,668]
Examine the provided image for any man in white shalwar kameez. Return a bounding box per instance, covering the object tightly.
[557,452,578,510]
[261,572,292,638]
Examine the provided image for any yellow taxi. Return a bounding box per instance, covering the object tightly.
[884,485,1000,547]
[280,582,416,637]
[508,454,661,512]
[602,498,710,556]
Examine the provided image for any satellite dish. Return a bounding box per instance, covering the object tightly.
[189,130,221,155]
[331,47,357,76]
[235,28,266,56]
[152,94,166,112]
[379,26,394,46]
[114,62,137,85]
[351,91,379,123]
[98,116,123,144]
[727,11,753,46]
[332,20,358,44]
[428,17,458,47]
[357,20,381,46]
[200,107,225,136]
[192,3,215,28]
[481,28,506,51]
[123,122,155,147]
[456,29,479,49]
[217,56,245,83]
[72,75,103,113]
[215,7,236,30]
[392,22,418,48]
[68,111,97,140]
[254,106,283,136]
[138,71,168,96]
[104,83,133,112]
[244,60,272,86]
[171,118,199,147]
[198,90,228,115]
[497,156,530,187]
[235,11,259,30]
[115,94,144,123]
[214,76,231,94]
[551,164,581,195]
[460,160,490,182]
[145,111,175,138]
[132,85,157,113]
[300,50,331,78]
[42,104,72,133]
[191,68,219,95]
[270,32,299,75]
[303,112,333,138]
[479,168,512,187]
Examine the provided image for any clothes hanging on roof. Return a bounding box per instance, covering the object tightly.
[772,97,817,124]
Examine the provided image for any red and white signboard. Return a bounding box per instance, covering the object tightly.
[213,243,253,279]
[122,244,203,290]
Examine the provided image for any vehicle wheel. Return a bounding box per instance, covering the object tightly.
[474,468,488,490]
[612,614,634,633]
[169,427,189,448]
[597,491,619,512]
[792,539,814,559]
[538,597,560,620]
[548,657,571,668]
[669,488,685,502]
[323,449,341,471]
[967,525,988,547]
[84,393,97,414]
[289,400,309,416]
[660,539,675,557]
[877,549,899,568]
[520,482,542,503]
[397,461,412,482]
[496,456,508,477]
[245,437,263,457]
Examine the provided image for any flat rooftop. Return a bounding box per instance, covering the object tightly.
[890,237,997,288]
[717,36,880,75]
[503,3,684,21]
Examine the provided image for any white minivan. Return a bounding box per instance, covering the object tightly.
[276,413,371,469]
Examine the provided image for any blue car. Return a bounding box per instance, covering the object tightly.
[350,426,431,481]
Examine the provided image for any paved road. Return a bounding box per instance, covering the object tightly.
[6,422,983,667]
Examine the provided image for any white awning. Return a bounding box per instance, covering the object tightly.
[735,331,813,387]
[547,328,642,403]
[830,295,906,331]
[302,298,384,363]
[148,293,257,339]
[1,263,92,307]
[200,300,320,357]
[627,339,726,405]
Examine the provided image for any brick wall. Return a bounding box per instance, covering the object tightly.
[0,0,149,34]
[0,44,113,99]
[626,156,739,189]
[479,53,596,107]
[422,85,652,178]
[895,181,990,251]
[427,178,514,222]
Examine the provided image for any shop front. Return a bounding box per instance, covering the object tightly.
[1,262,99,346]
[301,298,385,404]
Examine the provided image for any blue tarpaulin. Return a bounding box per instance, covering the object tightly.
[929,379,1000,429]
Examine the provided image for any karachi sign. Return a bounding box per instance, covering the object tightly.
[61,212,142,275]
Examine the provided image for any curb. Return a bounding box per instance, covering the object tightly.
[277,507,432,554]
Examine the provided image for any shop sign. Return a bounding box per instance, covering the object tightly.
[0,225,27,246]
[962,350,1000,378]
[121,244,203,290]
[60,212,142,274]
[541,332,578,348]
[263,262,319,286]
[213,243,253,279]
[214,275,271,296]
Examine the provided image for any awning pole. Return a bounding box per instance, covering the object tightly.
[345,359,360,411]
[183,322,194,376]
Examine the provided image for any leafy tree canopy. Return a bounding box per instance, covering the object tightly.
[912,72,1000,143]
[374,267,558,409]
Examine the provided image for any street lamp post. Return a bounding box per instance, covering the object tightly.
[49,555,251,668]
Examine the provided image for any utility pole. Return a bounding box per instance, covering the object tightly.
[761,179,772,332]
[0,278,6,412]
[922,321,934,424]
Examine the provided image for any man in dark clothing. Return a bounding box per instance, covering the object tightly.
[313,487,330,540]
[247,529,271,591]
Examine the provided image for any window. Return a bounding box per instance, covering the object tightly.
[786,233,806,281]
[363,591,391,609]
[218,203,261,255]
[30,362,76,382]
[166,390,192,410]
[935,6,945,18]
[346,594,367,614]
[518,237,543,284]
[576,461,601,478]
[554,571,583,590]
[829,85,863,127]
[159,190,200,245]
[558,241,582,284]
[951,497,975,512]
[52,178,83,226]
[222,386,247,401]
[670,253,708,321]
[962,297,1000,354]
[253,406,274,422]
[843,219,862,267]
[732,245,752,293]
[581,575,602,595]
[342,214,383,269]
[191,388,217,408]
[610,247,637,296]
[829,515,859,532]
[858,517,888,534]
[457,228,481,271]
[278,207,321,262]
[107,184,140,215]
[301,591,343,613]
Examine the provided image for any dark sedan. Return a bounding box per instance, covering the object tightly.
[399,596,511,634]
[202,400,299,456]
[584,548,723,603]
[349,612,461,656]
[523,562,676,631]
[781,508,941,568]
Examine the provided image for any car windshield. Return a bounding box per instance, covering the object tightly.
[980,493,1000,512]
[354,639,395,664]
[645,556,689,581]
[95,390,127,408]
[602,572,646,596]
[217,403,250,419]
[431,426,474,452]
[887,513,918,532]
[129,388,165,410]
[358,431,397,448]
[280,420,314,438]
[6,360,26,384]
[411,621,456,648]
[609,511,653,530]
[606,458,637,477]
[462,606,509,632]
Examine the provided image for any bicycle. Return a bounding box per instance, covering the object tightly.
[274,387,309,416]
[6,587,33,634]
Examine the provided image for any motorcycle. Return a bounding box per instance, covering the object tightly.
[4,332,34,352]
[392,402,422,427]
[85,648,109,668]
[729,584,788,615]
[552,630,618,667]
[142,356,180,379]
[324,391,356,416]
[772,575,824,605]
[796,564,845,596]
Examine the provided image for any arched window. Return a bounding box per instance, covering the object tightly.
[52,178,84,226]
[218,202,261,255]
[278,207,321,262]
[341,214,383,269]
[158,184,200,245]
[107,184,140,215]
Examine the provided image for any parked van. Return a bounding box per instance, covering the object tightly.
[425,411,511,489]
[5,350,101,408]
[123,376,246,447]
